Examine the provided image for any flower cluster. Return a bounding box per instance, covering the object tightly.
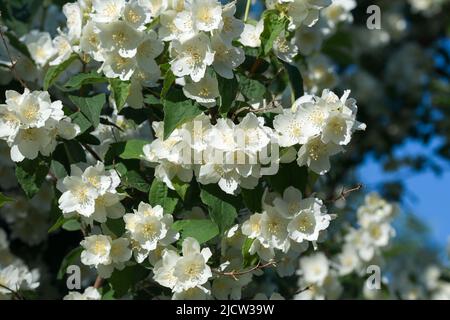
[144,89,364,194]
[153,237,212,294]
[123,202,179,263]
[0,89,80,162]
[80,234,132,278]
[242,186,332,261]
[57,162,125,224]
[0,228,40,300]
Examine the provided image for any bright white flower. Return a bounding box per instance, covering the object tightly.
[190,0,223,32]
[183,74,219,107]
[172,237,212,292]
[57,162,121,218]
[153,237,212,292]
[49,35,73,66]
[101,52,136,81]
[21,31,56,67]
[220,1,244,44]
[239,20,264,48]
[273,107,311,147]
[81,235,112,267]
[98,21,143,58]
[173,286,212,300]
[273,32,298,63]
[336,244,360,275]
[62,2,83,41]
[80,21,104,62]
[64,287,101,300]
[91,0,125,23]
[284,0,332,29]
[123,0,151,30]
[211,34,245,79]
[299,252,329,285]
[322,0,356,28]
[170,33,215,82]
[287,200,330,242]
[297,136,344,175]
[124,202,178,262]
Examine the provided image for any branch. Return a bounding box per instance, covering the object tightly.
[81,143,102,162]
[0,283,25,300]
[214,260,276,281]
[326,183,363,203]
[93,276,103,289]
[0,16,29,89]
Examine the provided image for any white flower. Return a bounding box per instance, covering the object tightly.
[49,35,73,66]
[64,287,101,300]
[273,107,311,147]
[285,0,332,29]
[336,244,360,275]
[172,237,212,292]
[273,32,298,63]
[124,202,178,262]
[299,252,329,285]
[190,0,223,32]
[287,198,331,242]
[123,0,151,30]
[101,52,136,81]
[21,31,56,67]
[211,34,245,79]
[322,0,356,28]
[239,20,264,48]
[182,74,219,107]
[57,162,121,218]
[153,237,212,293]
[220,1,244,44]
[91,0,125,23]
[81,235,112,267]
[170,33,215,82]
[173,286,212,300]
[297,136,343,174]
[80,21,104,62]
[62,2,83,41]
[98,21,143,58]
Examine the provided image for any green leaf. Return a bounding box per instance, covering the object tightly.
[15,157,50,198]
[63,140,87,164]
[48,215,70,234]
[122,170,150,192]
[105,218,126,237]
[266,163,308,194]
[163,89,203,139]
[109,265,150,298]
[172,219,219,244]
[118,139,149,160]
[260,10,288,56]
[69,93,106,128]
[4,31,32,60]
[149,179,178,214]
[43,54,78,90]
[238,75,266,101]
[64,71,107,89]
[70,112,92,134]
[57,247,83,280]
[284,62,304,99]
[109,78,131,111]
[161,68,175,98]
[218,75,239,115]
[62,219,81,231]
[0,193,14,208]
[172,179,190,201]
[242,237,259,268]
[241,184,264,213]
[200,185,239,234]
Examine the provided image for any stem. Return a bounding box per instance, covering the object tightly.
[0,283,24,300]
[244,0,252,22]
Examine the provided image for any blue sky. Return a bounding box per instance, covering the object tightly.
[357,138,450,250]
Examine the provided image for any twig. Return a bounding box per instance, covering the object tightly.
[81,143,102,162]
[326,184,363,203]
[0,16,28,89]
[93,276,103,289]
[0,283,25,300]
[214,260,276,281]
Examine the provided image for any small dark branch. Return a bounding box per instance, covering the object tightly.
[214,260,276,281]
[294,285,312,295]
[81,143,102,162]
[0,17,29,89]
[93,276,103,289]
[326,183,363,203]
[0,283,25,300]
